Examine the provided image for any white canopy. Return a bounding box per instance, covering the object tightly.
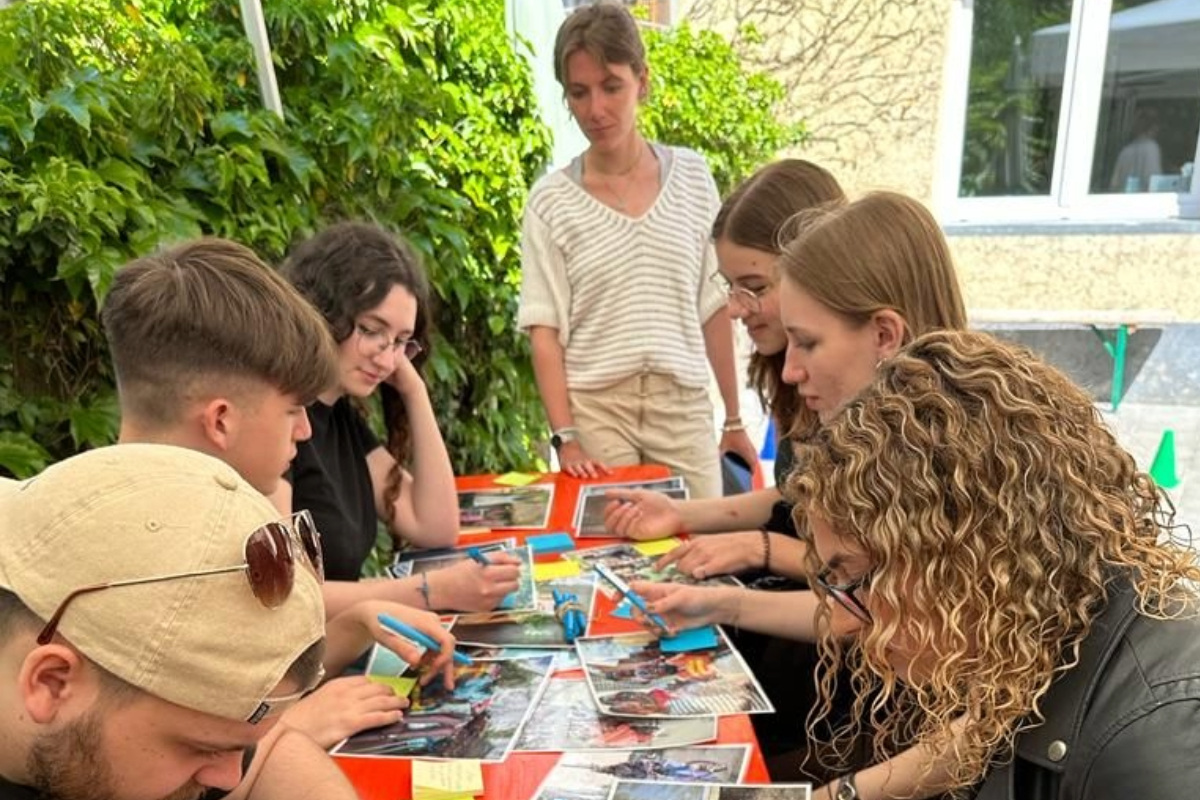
[1030,0,1200,82]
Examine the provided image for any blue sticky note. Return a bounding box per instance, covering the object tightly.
[660,625,719,652]
[610,599,636,620]
[526,532,575,555]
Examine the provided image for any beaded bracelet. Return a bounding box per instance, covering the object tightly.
[760,529,772,573]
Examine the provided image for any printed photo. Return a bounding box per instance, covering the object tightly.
[608,782,812,800]
[389,539,516,577]
[515,676,717,752]
[532,745,750,800]
[458,485,554,529]
[333,655,554,761]
[453,573,597,648]
[576,631,774,718]
[573,478,687,538]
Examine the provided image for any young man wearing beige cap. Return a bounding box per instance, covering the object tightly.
[0,444,356,800]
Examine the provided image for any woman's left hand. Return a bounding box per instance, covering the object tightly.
[719,429,759,475]
[655,532,765,579]
[385,352,427,397]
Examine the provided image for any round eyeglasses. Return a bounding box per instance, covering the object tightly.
[710,273,770,315]
[354,323,423,361]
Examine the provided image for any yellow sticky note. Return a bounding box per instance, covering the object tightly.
[533,559,582,581]
[633,537,682,557]
[494,472,542,487]
[366,675,417,697]
[412,758,484,800]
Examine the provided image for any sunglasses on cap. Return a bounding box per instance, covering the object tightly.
[36,509,324,646]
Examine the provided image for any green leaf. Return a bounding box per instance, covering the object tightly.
[46,85,91,132]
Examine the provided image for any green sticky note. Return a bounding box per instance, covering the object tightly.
[367,675,417,697]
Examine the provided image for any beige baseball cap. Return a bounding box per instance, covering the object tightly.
[0,444,325,722]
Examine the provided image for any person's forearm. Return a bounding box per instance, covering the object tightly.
[701,311,740,423]
[321,577,426,619]
[529,326,574,431]
[767,534,809,580]
[676,487,782,534]
[226,726,357,800]
[720,587,819,641]
[391,383,458,548]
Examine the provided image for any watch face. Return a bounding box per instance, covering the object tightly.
[550,434,563,450]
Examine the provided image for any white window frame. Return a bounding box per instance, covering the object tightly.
[934,0,1200,223]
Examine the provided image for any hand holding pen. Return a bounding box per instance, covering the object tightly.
[592,563,671,635]
[377,613,469,689]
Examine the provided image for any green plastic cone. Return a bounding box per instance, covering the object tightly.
[1150,430,1180,489]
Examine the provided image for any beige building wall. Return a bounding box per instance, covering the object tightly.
[681,0,1200,319]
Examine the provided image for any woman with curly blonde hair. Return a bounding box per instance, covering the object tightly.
[790,329,1200,799]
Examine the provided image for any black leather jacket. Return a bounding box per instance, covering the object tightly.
[974,579,1200,800]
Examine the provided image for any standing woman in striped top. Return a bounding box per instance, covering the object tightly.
[518,0,755,499]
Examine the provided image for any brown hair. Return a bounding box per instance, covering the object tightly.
[778,191,968,442]
[712,159,846,432]
[102,238,338,428]
[554,0,647,87]
[787,329,1199,791]
[281,222,432,524]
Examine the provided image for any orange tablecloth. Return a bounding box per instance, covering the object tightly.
[334,465,770,799]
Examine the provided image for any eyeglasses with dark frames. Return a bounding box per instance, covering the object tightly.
[814,566,873,624]
[354,322,423,361]
[37,510,324,646]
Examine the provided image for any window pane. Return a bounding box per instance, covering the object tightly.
[1091,0,1200,194]
[960,1,1075,197]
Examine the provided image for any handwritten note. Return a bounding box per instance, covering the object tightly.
[412,758,484,800]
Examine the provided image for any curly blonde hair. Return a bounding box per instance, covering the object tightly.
[785,329,1198,792]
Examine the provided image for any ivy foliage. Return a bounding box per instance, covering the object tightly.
[0,0,551,477]
[640,22,805,195]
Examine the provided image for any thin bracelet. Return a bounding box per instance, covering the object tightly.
[760,529,772,572]
[722,422,746,433]
[419,572,433,610]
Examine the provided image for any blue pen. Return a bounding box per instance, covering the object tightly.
[466,546,491,566]
[592,563,670,632]
[377,613,473,666]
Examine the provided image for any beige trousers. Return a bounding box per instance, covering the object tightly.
[570,370,722,499]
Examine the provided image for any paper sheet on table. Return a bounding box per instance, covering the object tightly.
[633,537,682,557]
[533,559,582,581]
[411,758,484,800]
[660,625,720,652]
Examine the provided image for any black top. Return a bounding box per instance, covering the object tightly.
[0,776,36,800]
[763,431,798,539]
[289,397,381,582]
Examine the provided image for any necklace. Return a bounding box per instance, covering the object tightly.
[592,143,646,212]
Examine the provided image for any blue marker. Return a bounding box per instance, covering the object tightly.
[592,563,670,633]
[466,546,492,566]
[377,614,473,666]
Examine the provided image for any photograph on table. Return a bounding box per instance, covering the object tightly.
[531,745,751,800]
[389,538,516,577]
[460,644,582,671]
[332,654,554,761]
[608,782,812,800]
[515,675,718,752]
[457,484,554,529]
[576,631,773,718]
[573,477,687,538]
[564,543,739,600]
[453,573,598,648]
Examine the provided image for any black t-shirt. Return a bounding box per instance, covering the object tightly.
[764,432,799,539]
[289,397,381,582]
[0,776,37,800]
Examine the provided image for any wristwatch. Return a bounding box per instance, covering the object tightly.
[834,774,858,800]
[550,427,579,452]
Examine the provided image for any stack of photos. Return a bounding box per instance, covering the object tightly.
[391,542,537,612]
[458,484,554,529]
[574,477,688,538]
[531,745,750,800]
[515,676,717,752]
[575,631,773,718]
[564,543,740,600]
[453,573,598,648]
[332,654,554,761]
[459,645,581,672]
[609,783,812,800]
